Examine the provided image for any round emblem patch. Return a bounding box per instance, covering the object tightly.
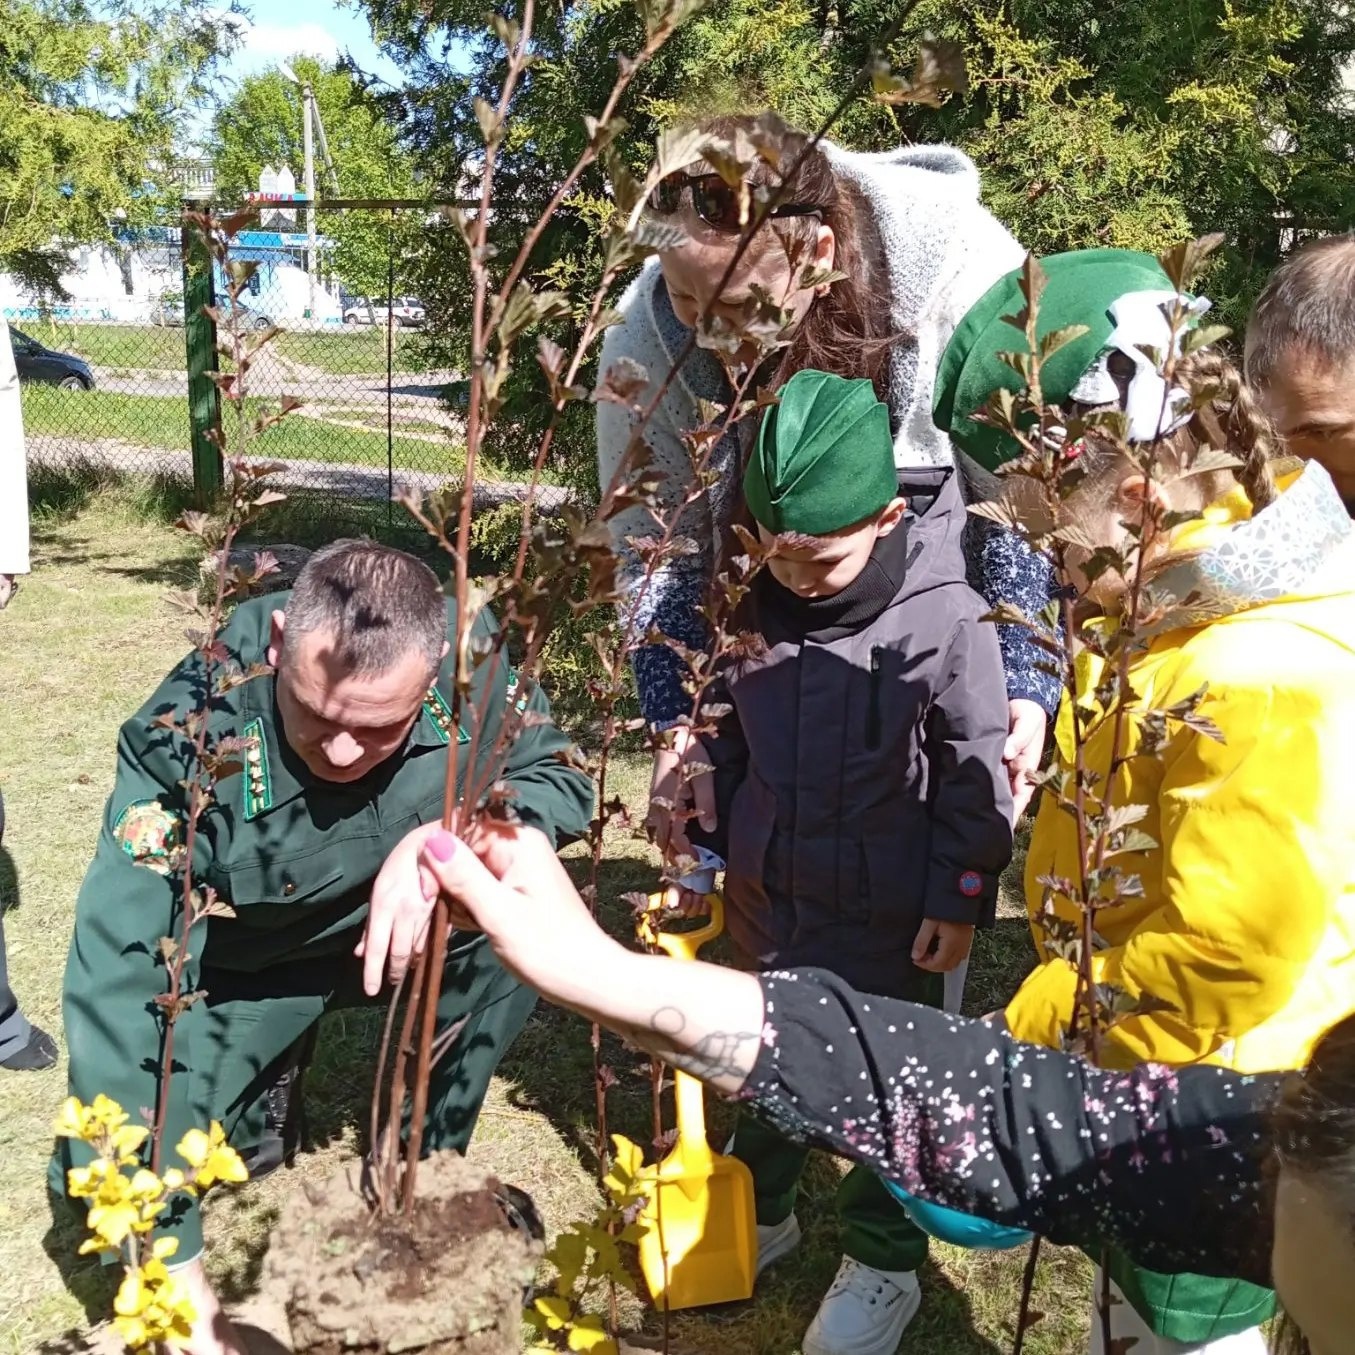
[958,870,984,898]
[113,800,181,876]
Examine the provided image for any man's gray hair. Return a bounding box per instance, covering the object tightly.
[284,540,446,676]
[1245,234,1355,388]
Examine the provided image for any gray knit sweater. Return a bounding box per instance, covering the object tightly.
[595,141,1059,727]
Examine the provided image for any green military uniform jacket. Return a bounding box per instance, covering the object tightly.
[59,594,592,1257]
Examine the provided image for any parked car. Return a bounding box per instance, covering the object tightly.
[149,296,273,331]
[342,296,425,328]
[397,296,426,328]
[222,298,275,332]
[8,326,95,390]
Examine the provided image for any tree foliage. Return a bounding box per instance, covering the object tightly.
[0,0,236,292]
[210,56,421,299]
[356,0,1355,477]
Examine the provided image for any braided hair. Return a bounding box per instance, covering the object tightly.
[1177,349,1280,511]
[1075,347,1282,518]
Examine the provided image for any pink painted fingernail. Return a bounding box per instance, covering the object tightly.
[428,830,459,862]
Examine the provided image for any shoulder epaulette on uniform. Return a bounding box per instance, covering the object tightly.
[242,718,273,820]
[505,670,530,714]
[424,683,470,744]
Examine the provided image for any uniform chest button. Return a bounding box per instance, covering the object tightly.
[282,881,296,896]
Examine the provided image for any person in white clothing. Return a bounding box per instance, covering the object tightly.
[0,323,31,609]
[0,322,56,1072]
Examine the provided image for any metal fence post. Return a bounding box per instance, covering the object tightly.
[181,204,222,503]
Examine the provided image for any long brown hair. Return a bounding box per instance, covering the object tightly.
[692,114,896,403]
[1269,1012,1355,1355]
[687,115,896,587]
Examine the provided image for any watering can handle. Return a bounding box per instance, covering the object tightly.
[646,891,725,963]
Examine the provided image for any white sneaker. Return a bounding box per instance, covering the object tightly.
[801,1257,922,1355]
[756,1212,802,1276]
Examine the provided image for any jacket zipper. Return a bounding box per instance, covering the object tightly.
[866,646,883,750]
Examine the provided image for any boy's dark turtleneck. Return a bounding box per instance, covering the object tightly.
[755,517,921,645]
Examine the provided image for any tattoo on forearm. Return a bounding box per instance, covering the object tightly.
[629,1006,760,1085]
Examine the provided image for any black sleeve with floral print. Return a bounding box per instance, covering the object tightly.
[739,968,1279,1285]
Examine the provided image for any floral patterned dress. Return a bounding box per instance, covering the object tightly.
[737,967,1279,1286]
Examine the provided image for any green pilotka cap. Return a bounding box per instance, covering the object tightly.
[932,248,1179,471]
[745,370,897,536]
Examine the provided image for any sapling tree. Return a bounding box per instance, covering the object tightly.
[337,3,976,1350]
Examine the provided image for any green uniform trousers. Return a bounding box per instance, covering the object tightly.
[200,931,535,1156]
[1106,1251,1276,1345]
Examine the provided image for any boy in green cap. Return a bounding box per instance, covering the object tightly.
[696,367,1014,1355]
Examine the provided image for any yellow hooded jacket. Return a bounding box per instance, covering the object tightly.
[1007,462,1355,1073]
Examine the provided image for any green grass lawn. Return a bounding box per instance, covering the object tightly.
[0,489,1093,1354]
[273,328,430,376]
[16,322,430,377]
[20,385,465,474]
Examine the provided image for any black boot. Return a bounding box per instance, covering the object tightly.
[0,1025,58,1071]
[240,1025,318,1181]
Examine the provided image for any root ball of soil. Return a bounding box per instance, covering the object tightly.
[265,1152,542,1354]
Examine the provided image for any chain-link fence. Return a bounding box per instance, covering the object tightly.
[7,205,575,538]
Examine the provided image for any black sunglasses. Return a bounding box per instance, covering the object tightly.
[646,172,824,234]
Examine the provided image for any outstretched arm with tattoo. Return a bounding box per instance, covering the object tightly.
[403,819,1277,1285]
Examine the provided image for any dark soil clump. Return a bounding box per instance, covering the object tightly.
[264,1152,541,1354]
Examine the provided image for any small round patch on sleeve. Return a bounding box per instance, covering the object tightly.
[113,800,181,876]
[958,870,984,898]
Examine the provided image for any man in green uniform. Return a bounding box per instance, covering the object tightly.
[56,539,593,1355]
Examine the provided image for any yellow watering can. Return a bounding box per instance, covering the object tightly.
[612,892,758,1310]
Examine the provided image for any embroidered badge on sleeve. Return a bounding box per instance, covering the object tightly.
[113,800,182,876]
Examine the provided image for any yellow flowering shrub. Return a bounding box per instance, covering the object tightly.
[524,1152,647,1355]
[54,1095,250,1351]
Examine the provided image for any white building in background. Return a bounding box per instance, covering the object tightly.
[0,159,342,326]
[0,236,179,323]
[0,227,342,326]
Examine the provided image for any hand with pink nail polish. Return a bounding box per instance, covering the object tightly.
[418,820,615,998]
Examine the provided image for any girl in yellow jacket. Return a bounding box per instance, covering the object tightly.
[933,248,1355,1355]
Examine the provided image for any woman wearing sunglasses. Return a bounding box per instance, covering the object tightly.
[387,819,1350,1355]
[594,113,1053,915]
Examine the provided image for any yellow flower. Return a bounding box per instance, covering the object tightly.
[66,1160,114,1200]
[87,1094,131,1135]
[125,1170,168,1233]
[87,1196,141,1250]
[566,1314,618,1352]
[109,1124,150,1165]
[160,1167,188,1194]
[72,1162,169,1253]
[54,1094,149,1164]
[113,1253,196,1352]
[176,1122,248,1189]
[113,1314,149,1350]
[53,1096,97,1142]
